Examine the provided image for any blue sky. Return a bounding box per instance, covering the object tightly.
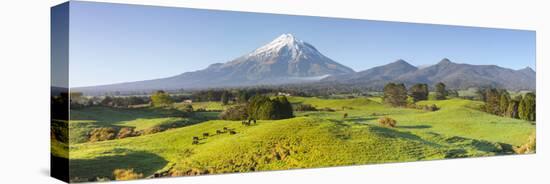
[67,1,536,87]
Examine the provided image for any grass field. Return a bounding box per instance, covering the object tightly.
[174,101,230,111]
[69,107,214,143]
[67,97,535,181]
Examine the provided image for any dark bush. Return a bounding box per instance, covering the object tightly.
[407,104,439,112]
[179,104,194,113]
[219,104,248,120]
[117,127,136,139]
[142,126,164,135]
[294,104,318,111]
[378,117,397,128]
[514,134,536,154]
[319,107,335,112]
[89,127,117,142]
[425,104,440,111]
[247,95,293,120]
[113,168,143,180]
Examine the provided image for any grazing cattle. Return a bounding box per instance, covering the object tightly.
[203,132,209,137]
[242,120,250,126]
[216,130,223,134]
[253,119,257,124]
[192,136,199,141]
[343,113,348,119]
[192,140,199,145]
[223,127,229,131]
[229,130,237,135]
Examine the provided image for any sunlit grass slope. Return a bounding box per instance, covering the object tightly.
[69,107,194,143]
[68,97,534,180]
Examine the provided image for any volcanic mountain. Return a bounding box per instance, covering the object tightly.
[75,34,354,94]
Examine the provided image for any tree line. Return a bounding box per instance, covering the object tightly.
[383,82,448,107]
[219,95,293,120]
[480,88,535,121]
[383,82,536,121]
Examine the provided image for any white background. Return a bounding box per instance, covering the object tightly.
[0,0,547,183]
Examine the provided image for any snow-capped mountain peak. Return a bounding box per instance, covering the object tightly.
[247,33,320,61]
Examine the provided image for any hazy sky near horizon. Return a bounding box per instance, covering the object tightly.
[67,1,536,87]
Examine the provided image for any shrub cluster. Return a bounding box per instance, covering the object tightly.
[319,107,336,112]
[378,117,397,128]
[151,90,173,107]
[219,104,248,120]
[116,127,137,139]
[293,104,318,111]
[178,104,194,113]
[142,126,164,135]
[88,127,117,142]
[514,134,536,154]
[113,168,143,180]
[408,104,440,111]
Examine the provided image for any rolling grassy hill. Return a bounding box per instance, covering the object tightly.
[69,106,216,143]
[67,97,535,181]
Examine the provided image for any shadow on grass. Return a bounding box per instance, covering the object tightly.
[69,107,220,143]
[69,149,168,182]
[346,117,377,123]
[397,125,432,129]
[70,106,190,123]
[370,126,442,148]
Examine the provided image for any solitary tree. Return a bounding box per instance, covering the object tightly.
[499,91,511,116]
[435,82,447,100]
[273,96,293,119]
[519,93,536,121]
[409,83,429,102]
[484,88,501,115]
[506,96,521,118]
[383,83,408,107]
[220,91,230,105]
[151,90,173,107]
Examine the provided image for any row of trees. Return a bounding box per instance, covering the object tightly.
[482,88,535,121]
[69,93,151,109]
[383,82,448,106]
[219,95,294,120]
[247,96,293,120]
[191,88,274,103]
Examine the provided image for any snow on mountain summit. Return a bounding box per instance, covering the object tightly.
[246,33,322,62]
